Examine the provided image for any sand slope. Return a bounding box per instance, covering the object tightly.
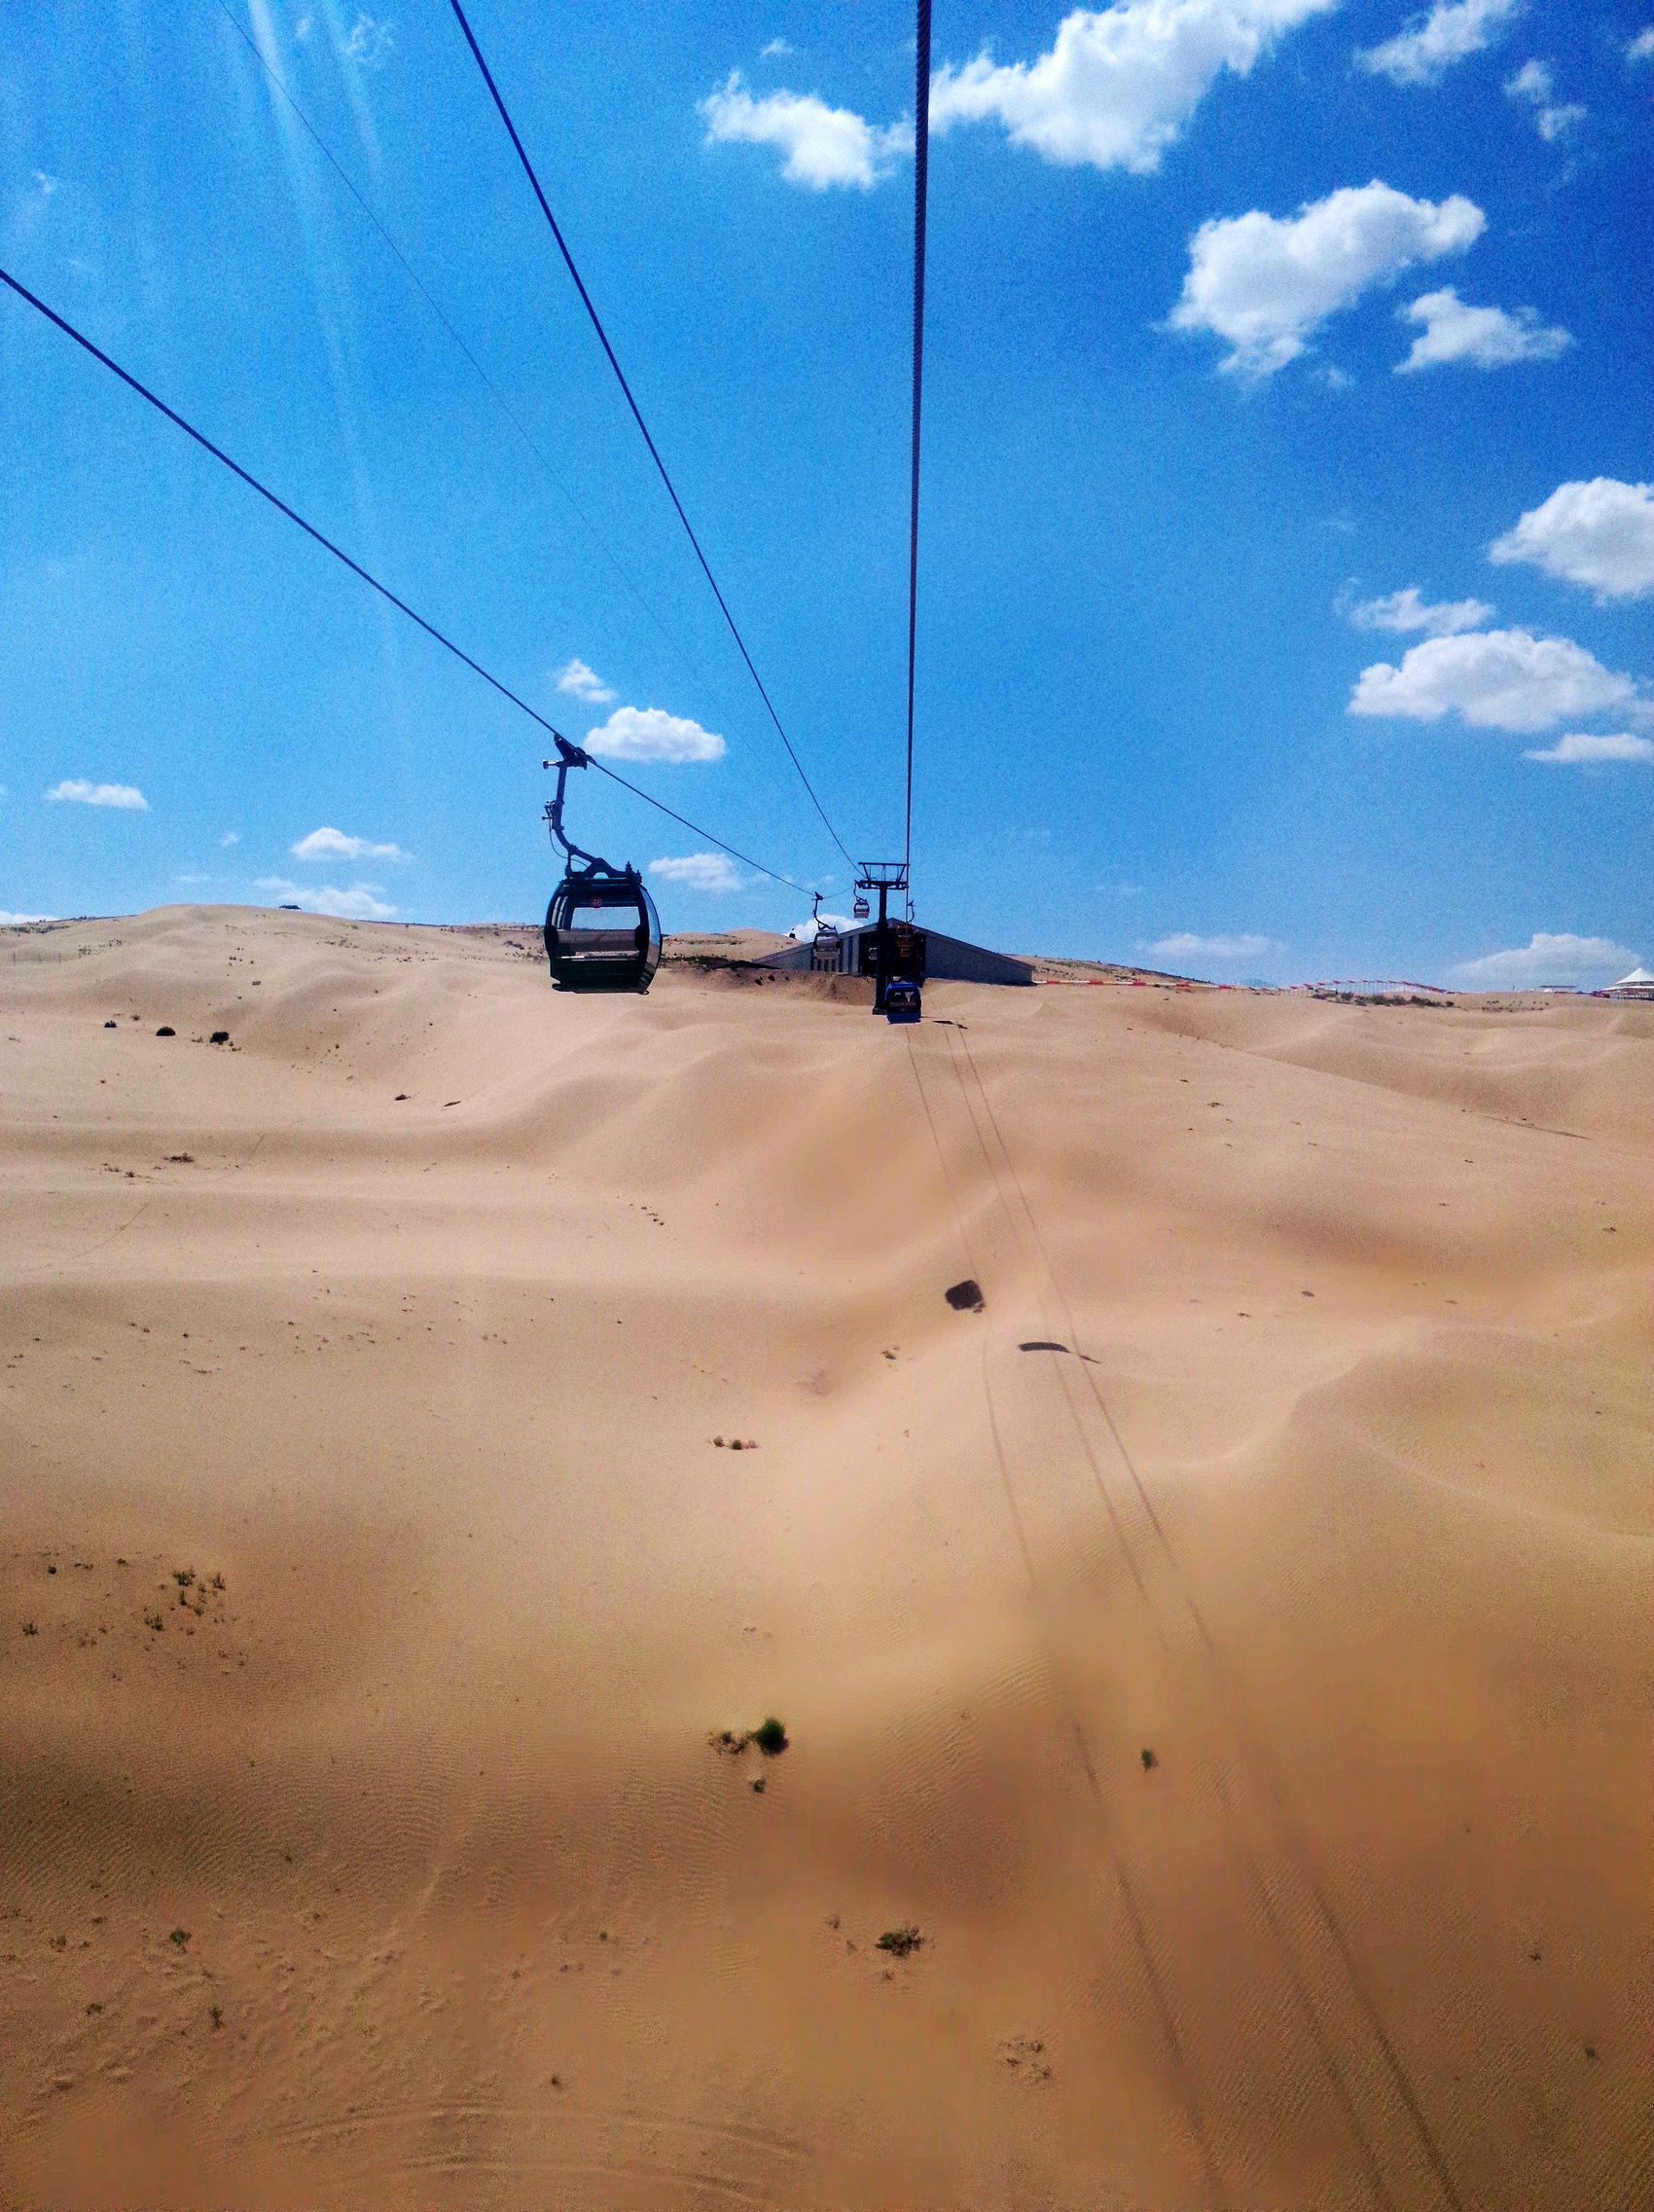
[2,908,1649,2209]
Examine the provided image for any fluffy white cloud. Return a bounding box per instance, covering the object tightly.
[1168,181,1484,375]
[1505,58,1584,137]
[648,852,742,893]
[1629,28,1654,61]
[760,38,793,58]
[342,12,393,67]
[1144,930,1280,960]
[291,825,405,861]
[47,780,148,810]
[1349,628,1636,733]
[219,829,240,848]
[700,74,911,189]
[555,657,615,704]
[787,911,854,938]
[928,0,1335,174]
[1396,286,1570,371]
[1489,479,1654,601]
[586,707,726,762]
[1523,731,1654,764]
[0,910,52,925]
[1449,932,1637,988]
[256,877,396,920]
[1344,585,1493,635]
[1356,0,1521,86]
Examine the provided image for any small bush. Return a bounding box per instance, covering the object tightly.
[876,1925,922,1958]
[753,1717,788,1757]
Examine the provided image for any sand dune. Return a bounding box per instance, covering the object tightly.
[2,906,1649,2208]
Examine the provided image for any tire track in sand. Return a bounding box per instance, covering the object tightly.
[925,1017,1463,2212]
[904,1031,1225,2206]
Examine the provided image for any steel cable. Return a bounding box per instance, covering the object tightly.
[447,0,856,868]
[905,0,932,899]
[207,0,710,694]
[0,262,810,893]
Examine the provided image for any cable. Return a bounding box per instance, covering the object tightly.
[582,757,807,889]
[446,0,856,868]
[207,0,709,692]
[905,0,932,899]
[0,262,808,893]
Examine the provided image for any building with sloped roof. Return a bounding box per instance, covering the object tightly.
[758,922,1033,987]
[1607,966,1654,999]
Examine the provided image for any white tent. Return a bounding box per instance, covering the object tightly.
[1610,966,1654,997]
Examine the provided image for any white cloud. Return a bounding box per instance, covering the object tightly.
[1505,57,1584,137]
[34,170,58,198]
[291,825,406,862]
[787,910,854,937]
[555,657,616,704]
[1449,932,1637,988]
[1144,930,1280,960]
[586,707,726,762]
[1523,731,1654,764]
[1396,285,1570,371]
[1629,28,1654,61]
[700,74,911,189]
[1344,585,1493,635]
[1168,180,1485,376]
[46,779,148,810]
[1489,479,1654,601]
[220,829,240,848]
[294,14,313,42]
[342,12,393,66]
[0,911,52,925]
[256,877,396,920]
[1349,628,1636,733]
[1356,0,1522,87]
[648,852,742,893]
[928,0,1335,174]
[760,38,793,58]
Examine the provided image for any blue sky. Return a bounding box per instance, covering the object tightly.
[3,0,1651,984]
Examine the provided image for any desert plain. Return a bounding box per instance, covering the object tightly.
[1,904,1649,2209]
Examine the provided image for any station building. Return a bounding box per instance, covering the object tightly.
[758,923,1034,988]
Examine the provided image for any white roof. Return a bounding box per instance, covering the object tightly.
[1613,966,1654,986]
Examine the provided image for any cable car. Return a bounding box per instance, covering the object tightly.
[884,976,921,1022]
[810,891,840,947]
[541,738,662,994]
[853,893,870,921]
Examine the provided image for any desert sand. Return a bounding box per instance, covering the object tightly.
[2,904,1649,2210]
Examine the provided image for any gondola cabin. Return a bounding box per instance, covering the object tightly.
[541,736,663,995]
[544,866,662,993]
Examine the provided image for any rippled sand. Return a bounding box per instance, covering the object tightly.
[2,906,1649,2208]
